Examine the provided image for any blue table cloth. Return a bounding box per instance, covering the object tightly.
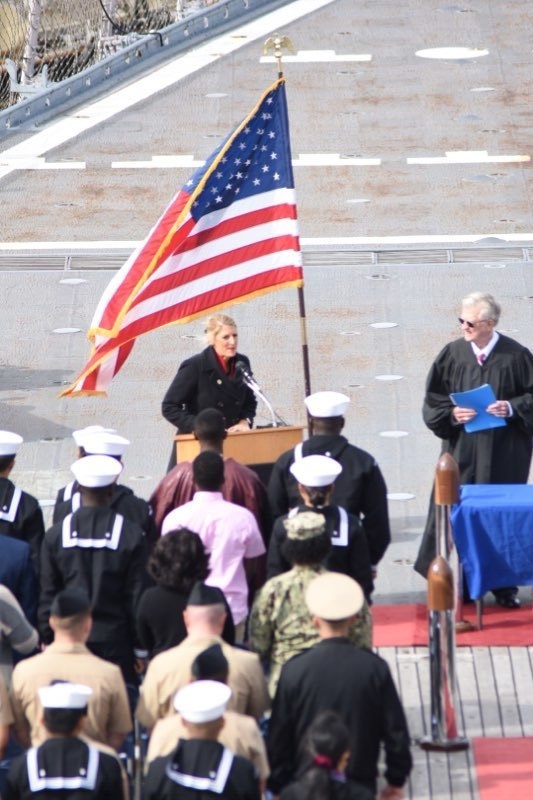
[450,484,533,599]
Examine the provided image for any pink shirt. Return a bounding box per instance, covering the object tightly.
[162,491,265,624]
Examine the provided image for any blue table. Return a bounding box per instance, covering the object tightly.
[451,484,533,600]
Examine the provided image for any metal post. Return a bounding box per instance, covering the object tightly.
[420,454,469,752]
[21,0,42,84]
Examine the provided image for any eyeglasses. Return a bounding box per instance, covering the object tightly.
[458,317,489,328]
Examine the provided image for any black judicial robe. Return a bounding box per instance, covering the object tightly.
[267,435,391,566]
[415,334,533,576]
[143,739,260,800]
[38,507,147,681]
[4,737,124,800]
[267,504,374,601]
[267,637,412,795]
[0,477,45,569]
[53,482,157,547]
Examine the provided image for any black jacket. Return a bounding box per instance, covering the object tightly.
[267,504,374,600]
[143,738,260,800]
[4,737,124,800]
[267,637,412,794]
[162,346,257,433]
[267,435,391,566]
[0,477,45,571]
[54,482,157,547]
[39,507,148,681]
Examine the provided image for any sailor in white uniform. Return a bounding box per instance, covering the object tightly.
[143,680,260,800]
[4,682,125,799]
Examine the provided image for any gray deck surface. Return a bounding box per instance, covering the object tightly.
[1,0,532,797]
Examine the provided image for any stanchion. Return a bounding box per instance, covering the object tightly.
[420,454,469,752]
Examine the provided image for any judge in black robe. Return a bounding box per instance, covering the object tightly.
[415,323,533,585]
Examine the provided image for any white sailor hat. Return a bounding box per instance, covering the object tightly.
[304,391,350,418]
[290,454,342,487]
[71,455,122,488]
[305,573,364,621]
[38,682,93,710]
[81,432,130,457]
[72,425,117,448]
[0,431,23,456]
[173,680,232,723]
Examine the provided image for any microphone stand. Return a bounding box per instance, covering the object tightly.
[241,374,287,428]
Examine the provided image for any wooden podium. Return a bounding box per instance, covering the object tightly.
[174,425,304,467]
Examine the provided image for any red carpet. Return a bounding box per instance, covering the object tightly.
[473,738,533,800]
[373,603,533,647]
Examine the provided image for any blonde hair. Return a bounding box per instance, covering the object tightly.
[204,313,237,345]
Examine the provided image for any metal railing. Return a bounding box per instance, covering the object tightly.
[0,0,218,110]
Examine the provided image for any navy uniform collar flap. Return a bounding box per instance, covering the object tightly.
[165,745,234,794]
[26,743,99,792]
[62,512,123,550]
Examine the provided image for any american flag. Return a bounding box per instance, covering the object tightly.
[60,77,302,397]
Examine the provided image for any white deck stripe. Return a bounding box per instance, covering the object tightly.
[0,0,337,181]
[1,233,533,251]
[260,50,372,63]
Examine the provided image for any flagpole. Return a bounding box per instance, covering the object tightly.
[264,33,312,397]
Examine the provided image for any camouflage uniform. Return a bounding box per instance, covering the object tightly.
[249,564,372,697]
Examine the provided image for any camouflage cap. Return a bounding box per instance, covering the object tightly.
[283,510,326,541]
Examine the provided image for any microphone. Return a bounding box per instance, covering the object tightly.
[235,360,261,392]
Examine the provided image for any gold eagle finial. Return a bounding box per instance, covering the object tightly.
[263,33,294,74]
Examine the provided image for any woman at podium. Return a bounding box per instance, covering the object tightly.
[162,313,257,467]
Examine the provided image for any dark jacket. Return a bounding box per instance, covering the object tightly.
[54,482,157,548]
[38,507,148,682]
[4,737,124,800]
[267,637,412,794]
[162,346,257,434]
[267,504,374,600]
[0,477,45,572]
[267,435,391,566]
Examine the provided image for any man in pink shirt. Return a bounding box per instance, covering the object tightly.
[162,452,266,639]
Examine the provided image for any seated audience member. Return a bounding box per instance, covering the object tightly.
[0,584,38,688]
[250,512,372,697]
[136,582,270,730]
[147,644,269,791]
[10,588,132,750]
[53,428,156,547]
[0,431,45,570]
[267,573,412,799]
[4,683,127,800]
[150,408,271,541]
[143,680,260,800]
[161,452,266,640]
[136,528,235,659]
[267,455,374,601]
[280,710,374,800]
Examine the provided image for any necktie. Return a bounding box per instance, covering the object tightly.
[478,353,486,365]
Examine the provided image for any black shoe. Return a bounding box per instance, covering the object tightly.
[494,592,521,609]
